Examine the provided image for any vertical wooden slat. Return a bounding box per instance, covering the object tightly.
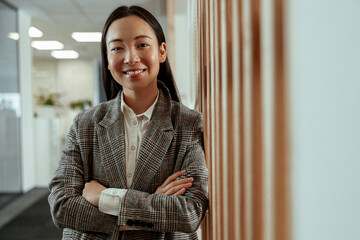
[237,0,247,239]
[210,0,218,238]
[273,0,290,240]
[216,0,226,239]
[225,0,234,239]
[243,0,254,238]
[251,0,263,239]
[213,0,222,238]
[204,0,213,238]
[234,0,247,240]
[199,0,210,238]
[261,0,275,240]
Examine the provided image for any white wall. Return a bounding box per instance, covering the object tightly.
[34,118,60,187]
[18,9,36,192]
[57,60,94,140]
[172,0,197,109]
[288,0,360,239]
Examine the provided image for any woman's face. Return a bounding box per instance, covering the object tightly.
[106,15,166,95]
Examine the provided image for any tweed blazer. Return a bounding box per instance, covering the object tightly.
[48,82,209,240]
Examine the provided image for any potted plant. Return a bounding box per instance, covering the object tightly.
[35,89,60,117]
[69,100,92,111]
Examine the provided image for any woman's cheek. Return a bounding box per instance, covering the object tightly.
[142,49,156,63]
[108,57,121,73]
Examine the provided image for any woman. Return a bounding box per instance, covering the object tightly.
[49,5,208,240]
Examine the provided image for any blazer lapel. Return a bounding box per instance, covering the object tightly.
[97,95,128,189]
[131,85,174,192]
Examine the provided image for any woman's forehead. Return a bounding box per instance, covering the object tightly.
[106,15,156,42]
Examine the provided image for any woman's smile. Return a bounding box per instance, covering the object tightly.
[122,68,146,78]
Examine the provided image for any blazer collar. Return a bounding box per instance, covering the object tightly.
[98,81,173,131]
[96,92,127,188]
[97,91,123,129]
[147,82,173,132]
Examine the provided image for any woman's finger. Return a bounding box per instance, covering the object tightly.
[164,182,192,196]
[155,170,193,195]
[162,177,193,193]
[160,170,186,187]
[174,188,186,196]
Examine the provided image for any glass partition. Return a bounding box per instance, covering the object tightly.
[0,0,22,196]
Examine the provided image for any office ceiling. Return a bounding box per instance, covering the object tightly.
[7,0,167,60]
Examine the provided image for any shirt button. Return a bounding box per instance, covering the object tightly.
[131,146,135,151]
[132,120,137,125]
[127,173,132,178]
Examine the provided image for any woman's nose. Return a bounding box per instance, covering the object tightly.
[124,49,140,65]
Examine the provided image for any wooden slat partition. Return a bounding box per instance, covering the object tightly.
[198,0,290,239]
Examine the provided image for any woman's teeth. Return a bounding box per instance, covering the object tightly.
[126,70,143,75]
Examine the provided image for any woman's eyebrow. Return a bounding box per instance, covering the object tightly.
[107,38,123,46]
[134,35,152,40]
[107,35,152,46]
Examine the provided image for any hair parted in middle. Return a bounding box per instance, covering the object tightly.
[101,5,180,102]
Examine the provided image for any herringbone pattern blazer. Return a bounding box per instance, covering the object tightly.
[48,83,209,240]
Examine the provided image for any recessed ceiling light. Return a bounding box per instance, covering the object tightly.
[8,32,20,41]
[71,32,102,42]
[29,26,43,38]
[31,41,64,50]
[51,50,79,59]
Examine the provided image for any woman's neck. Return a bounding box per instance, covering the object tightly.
[122,85,159,115]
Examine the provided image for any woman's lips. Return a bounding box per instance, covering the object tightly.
[123,69,146,78]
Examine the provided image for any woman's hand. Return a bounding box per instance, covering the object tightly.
[82,180,107,207]
[155,170,193,196]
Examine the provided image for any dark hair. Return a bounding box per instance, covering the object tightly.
[101,5,180,102]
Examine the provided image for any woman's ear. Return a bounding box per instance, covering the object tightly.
[159,42,167,63]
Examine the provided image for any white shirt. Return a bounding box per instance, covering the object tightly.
[98,91,159,217]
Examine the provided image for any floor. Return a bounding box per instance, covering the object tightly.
[0,193,21,210]
[0,188,62,240]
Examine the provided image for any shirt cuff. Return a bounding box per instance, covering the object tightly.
[99,188,128,216]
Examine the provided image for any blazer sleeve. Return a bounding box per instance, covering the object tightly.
[115,115,209,233]
[48,118,117,235]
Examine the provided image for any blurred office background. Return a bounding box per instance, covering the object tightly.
[1,0,360,240]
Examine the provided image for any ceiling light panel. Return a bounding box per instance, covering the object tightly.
[31,41,64,50]
[29,26,43,38]
[51,50,79,59]
[71,32,102,42]
[8,32,20,41]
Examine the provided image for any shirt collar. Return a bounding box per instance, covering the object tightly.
[120,90,159,120]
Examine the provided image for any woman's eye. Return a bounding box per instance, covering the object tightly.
[111,47,123,52]
[138,43,149,48]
